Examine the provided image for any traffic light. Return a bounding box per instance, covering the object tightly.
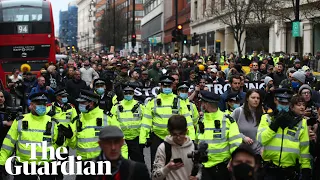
[67,46,70,50]
[192,33,199,46]
[172,29,177,42]
[177,24,183,36]
[132,34,136,47]
[72,45,75,49]
[183,35,188,44]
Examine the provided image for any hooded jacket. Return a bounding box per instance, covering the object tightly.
[152,135,201,180]
[148,61,162,84]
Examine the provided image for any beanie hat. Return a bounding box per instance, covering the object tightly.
[298,84,312,95]
[264,76,273,85]
[171,59,178,64]
[292,71,306,84]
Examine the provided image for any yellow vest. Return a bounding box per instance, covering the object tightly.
[257,114,311,168]
[197,110,242,168]
[111,99,143,140]
[0,114,59,165]
[68,106,128,160]
[139,93,195,144]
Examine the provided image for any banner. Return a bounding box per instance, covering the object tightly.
[133,82,265,104]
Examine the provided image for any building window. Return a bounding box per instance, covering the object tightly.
[136,0,142,4]
[194,1,198,20]
[135,10,144,16]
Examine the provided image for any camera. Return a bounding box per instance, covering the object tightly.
[187,141,208,176]
[4,106,23,121]
[187,141,208,164]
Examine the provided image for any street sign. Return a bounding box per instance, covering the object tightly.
[292,21,301,37]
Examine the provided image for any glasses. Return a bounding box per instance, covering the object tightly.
[301,92,311,95]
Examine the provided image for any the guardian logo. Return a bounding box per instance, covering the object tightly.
[5,141,111,175]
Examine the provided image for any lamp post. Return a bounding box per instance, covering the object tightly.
[88,0,96,52]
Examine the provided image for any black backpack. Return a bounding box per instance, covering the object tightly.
[163,141,197,165]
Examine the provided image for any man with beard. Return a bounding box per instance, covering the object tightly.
[139,70,155,88]
[65,70,89,109]
[79,59,99,86]
[28,76,55,106]
[148,61,162,84]
[272,63,286,87]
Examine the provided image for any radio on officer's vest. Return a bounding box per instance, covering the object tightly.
[96,118,102,126]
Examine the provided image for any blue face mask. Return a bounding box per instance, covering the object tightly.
[179,93,188,100]
[61,97,68,104]
[124,95,133,101]
[35,105,46,116]
[232,104,240,110]
[163,88,172,94]
[79,104,88,113]
[291,81,300,89]
[277,104,289,112]
[96,88,105,95]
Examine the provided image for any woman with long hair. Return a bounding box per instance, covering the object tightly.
[231,88,263,154]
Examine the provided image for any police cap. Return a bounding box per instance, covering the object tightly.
[226,92,241,101]
[76,89,100,103]
[177,81,190,90]
[54,88,68,97]
[199,90,220,103]
[29,92,48,103]
[99,126,124,140]
[93,78,106,86]
[160,76,175,86]
[123,85,134,92]
[274,88,294,103]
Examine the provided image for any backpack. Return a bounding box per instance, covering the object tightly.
[164,141,197,165]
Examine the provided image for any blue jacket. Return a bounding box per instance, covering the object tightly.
[27,85,55,106]
[218,89,246,111]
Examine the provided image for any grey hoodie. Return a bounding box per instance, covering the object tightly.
[152,135,201,180]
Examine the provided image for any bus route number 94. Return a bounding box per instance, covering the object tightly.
[17,25,28,34]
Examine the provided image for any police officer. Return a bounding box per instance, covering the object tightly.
[197,90,242,180]
[140,76,195,169]
[0,92,68,180]
[46,88,78,180]
[68,90,128,180]
[225,92,241,114]
[177,82,199,127]
[257,88,311,180]
[93,78,117,113]
[111,84,144,163]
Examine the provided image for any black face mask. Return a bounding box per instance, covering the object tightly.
[232,163,255,180]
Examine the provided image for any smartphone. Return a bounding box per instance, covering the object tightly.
[173,158,183,163]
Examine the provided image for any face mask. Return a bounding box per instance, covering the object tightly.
[61,97,68,104]
[232,104,240,110]
[96,88,105,95]
[277,104,289,112]
[35,105,46,116]
[291,81,300,89]
[79,104,88,113]
[162,88,172,94]
[124,95,133,101]
[179,93,188,100]
[232,163,255,180]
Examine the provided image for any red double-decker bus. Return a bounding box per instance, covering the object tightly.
[0,0,56,87]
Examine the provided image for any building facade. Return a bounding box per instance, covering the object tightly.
[59,10,68,45]
[163,0,191,54]
[94,0,144,53]
[77,0,96,52]
[141,0,164,54]
[67,2,78,48]
[190,0,320,55]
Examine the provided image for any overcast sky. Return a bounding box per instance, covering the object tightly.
[51,0,74,32]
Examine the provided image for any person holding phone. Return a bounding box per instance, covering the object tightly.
[152,115,200,180]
